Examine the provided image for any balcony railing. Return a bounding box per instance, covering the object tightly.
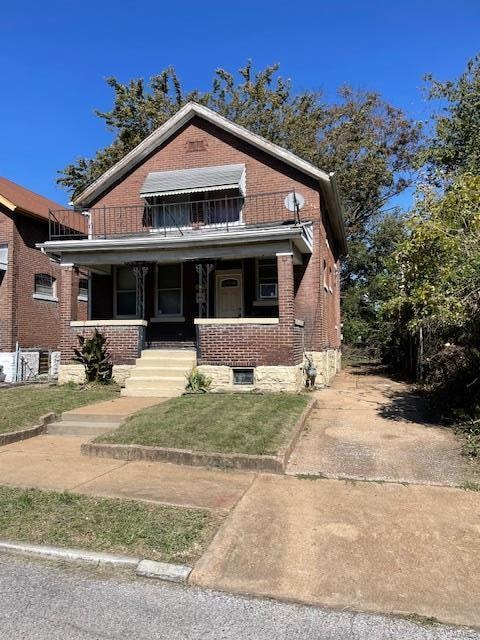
[48,191,311,241]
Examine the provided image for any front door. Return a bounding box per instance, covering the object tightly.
[215,272,243,318]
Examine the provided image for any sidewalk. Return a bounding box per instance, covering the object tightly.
[0,436,253,511]
[191,473,480,628]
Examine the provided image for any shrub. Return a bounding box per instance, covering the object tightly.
[185,367,211,393]
[73,329,113,384]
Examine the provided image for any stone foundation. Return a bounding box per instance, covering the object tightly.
[307,349,341,387]
[58,364,133,386]
[197,364,304,392]
[197,350,340,393]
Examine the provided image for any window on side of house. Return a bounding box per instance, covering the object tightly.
[256,258,278,300]
[115,266,137,318]
[156,264,183,317]
[34,273,57,301]
[78,278,88,301]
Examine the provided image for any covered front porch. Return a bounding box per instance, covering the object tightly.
[88,256,282,348]
[50,223,313,391]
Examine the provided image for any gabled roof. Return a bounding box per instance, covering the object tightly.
[0,176,66,222]
[74,102,347,253]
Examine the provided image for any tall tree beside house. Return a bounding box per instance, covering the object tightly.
[58,62,422,350]
[381,55,480,438]
[421,54,480,179]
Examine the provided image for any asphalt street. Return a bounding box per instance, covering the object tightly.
[1,554,478,640]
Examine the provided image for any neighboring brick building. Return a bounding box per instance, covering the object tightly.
[0,177,87,381]
[41,103,346,394]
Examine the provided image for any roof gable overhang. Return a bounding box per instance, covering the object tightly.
[73,102,347,253]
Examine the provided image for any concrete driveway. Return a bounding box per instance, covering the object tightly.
[191,474,480,627]
[287,367,478,486]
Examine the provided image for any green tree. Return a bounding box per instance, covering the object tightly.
[58,63,421,242]
[422,54,480,177]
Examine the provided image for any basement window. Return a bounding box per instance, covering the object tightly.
[233,368,254,386]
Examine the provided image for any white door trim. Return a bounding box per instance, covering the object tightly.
[215,270,244,318]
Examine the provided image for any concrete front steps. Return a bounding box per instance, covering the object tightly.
[46,397,163,437]
[121,349,197,398]
[47,412,121,437]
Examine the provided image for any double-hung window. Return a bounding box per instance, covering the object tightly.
[78,278,88,301]
[256,258,278,300]
[115,266,136,318]
[156,264,183,317]
[34,273,57,301]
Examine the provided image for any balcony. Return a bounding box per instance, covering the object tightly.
[48,191,309,241]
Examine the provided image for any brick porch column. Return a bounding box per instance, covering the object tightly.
[59,265,79,363]
[276,252,295,363]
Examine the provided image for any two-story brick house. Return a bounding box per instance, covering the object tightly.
[41,103,346,395]
[0,177,87,381]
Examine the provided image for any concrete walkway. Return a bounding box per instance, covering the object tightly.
[287,367,478,486]
[0,436,253,511]
[62,396,162,419]
[191,474,480,628]
[47,396,164,436]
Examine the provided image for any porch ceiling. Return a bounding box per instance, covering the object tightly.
[39,223,311,267]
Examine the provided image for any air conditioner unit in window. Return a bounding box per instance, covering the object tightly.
[259,283,278,299]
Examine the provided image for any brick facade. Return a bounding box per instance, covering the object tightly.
[0,207,87,353]
[62,324,144,366]
[57,116,342,372]
[197,254,304,367]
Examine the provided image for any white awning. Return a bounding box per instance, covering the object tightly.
[140,164,246,198]
[0,244,7,271]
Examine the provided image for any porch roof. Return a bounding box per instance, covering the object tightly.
[39,222,312,268]
[140,164,245,198]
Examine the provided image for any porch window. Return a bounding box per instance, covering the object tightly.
[256,258,278,300]
[115,266,136,318]
[33,273,57,301]
[78,278,88,301]
[156,264,183,317]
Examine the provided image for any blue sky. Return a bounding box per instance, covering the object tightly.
[1,0,479,206]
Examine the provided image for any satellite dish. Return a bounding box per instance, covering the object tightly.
[284,192,305,212]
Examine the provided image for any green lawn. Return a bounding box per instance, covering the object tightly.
[96,393,309,455]
[0,486,220,564]
[0,384,120,434]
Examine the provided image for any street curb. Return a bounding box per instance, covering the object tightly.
[0,540,192,581]
[0,413,56,447]
[136,559,191,582]
[81,398,317,473]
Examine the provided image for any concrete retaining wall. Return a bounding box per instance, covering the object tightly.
[82,398,316,473]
